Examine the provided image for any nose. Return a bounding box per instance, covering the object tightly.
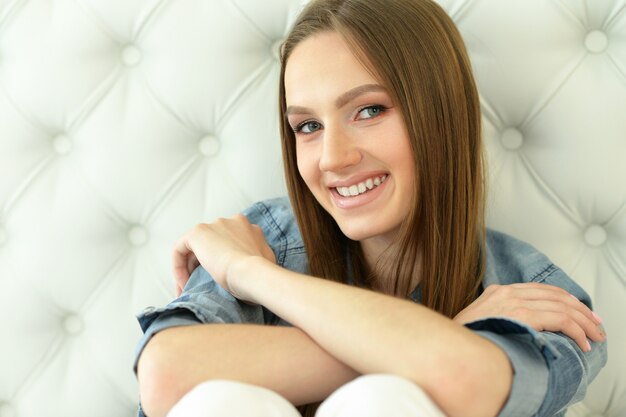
[318,127,362,172]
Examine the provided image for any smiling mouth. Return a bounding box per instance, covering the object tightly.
[334,175,387,197]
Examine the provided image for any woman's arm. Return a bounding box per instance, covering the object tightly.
[232,256,512,417]
[160,216,605,417]
[138,324,359,417]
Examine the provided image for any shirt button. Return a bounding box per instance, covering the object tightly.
[198,135,220,157]
[584,225,607,247]
[121,44,142,67]
[53,134,73,155]
[501,128,524,151]
[63,314,83,335]
[128,225,149,247]
[585,30,608,53]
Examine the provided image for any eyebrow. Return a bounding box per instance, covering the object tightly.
[286,83,387,116]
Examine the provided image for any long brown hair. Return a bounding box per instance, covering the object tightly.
[278,2,486,410]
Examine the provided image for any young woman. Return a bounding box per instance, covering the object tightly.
[134,1,607,416]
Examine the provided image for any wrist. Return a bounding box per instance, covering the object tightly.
[227,255,274,303]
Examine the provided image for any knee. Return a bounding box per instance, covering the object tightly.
[168,380,301,417]
[317,374,446,417]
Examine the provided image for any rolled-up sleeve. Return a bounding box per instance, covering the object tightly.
[465,317,607,417]
[132,265,267,374]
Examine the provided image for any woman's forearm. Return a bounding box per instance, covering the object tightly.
[137,323,359,417]
[234,257,513,417]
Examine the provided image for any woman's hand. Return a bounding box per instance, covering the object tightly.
[453,282,606,352]
[172,214,276,299]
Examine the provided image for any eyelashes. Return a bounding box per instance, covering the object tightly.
[294,120,322,134]
[290,104,388,135]
[356,104,386,120]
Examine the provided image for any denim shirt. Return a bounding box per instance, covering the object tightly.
[133,197,607,417]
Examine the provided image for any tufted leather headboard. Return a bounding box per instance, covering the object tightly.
[0,1,624,416]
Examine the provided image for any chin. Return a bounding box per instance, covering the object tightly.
[336,222,387,242]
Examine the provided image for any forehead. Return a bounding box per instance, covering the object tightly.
[284,31,380,105]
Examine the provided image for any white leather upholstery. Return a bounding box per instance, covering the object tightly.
[0,1,623,416]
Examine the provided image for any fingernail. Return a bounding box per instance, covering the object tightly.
[586,340,592,352]
[592,311,603,324]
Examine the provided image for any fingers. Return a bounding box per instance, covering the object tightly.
[169,215,273,298]
[508,283,602,326]
[172,254,199,297]
[172,266,188,297]
[485,283,606,352]
[522,300,605,350]
[214,215,275,263]
[533,310,590,351]
[172,232,195,296]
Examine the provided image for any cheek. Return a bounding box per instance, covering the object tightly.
[393,130,415,173]
[386,132,416,191]
[398,152,417,206]
[295,145,317,187]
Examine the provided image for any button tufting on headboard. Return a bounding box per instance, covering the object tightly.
[52,134,73,156]
[128,225,149,247]
[198,135,221,158]
[500,127,524,151]
[120,44,142,67]
[585,30,609,54]
[0,1,623,417]
[272,39,284,61]
[62,314,83,336]
[584,225,608,247]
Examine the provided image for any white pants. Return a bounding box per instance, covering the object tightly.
[167,374,447,417]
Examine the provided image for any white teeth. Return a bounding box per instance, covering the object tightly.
[335,175,388,198]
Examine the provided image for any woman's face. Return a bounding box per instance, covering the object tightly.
[284,31,416,244]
